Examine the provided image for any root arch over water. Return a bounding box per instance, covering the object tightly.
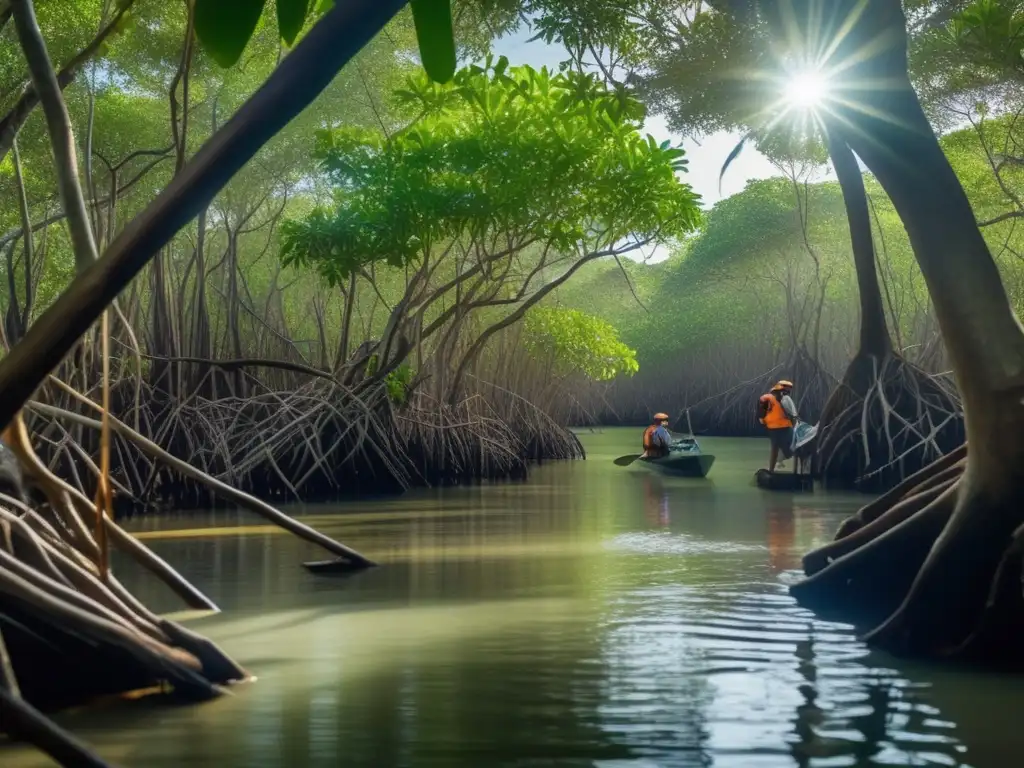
[792,426,1024,664]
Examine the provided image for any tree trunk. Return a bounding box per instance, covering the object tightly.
[11,0,99,273]
[770,0,1024,659]
[0,0,410,433]
[0,1,136,167]
[825,129,891,358]
[190,207,214,396]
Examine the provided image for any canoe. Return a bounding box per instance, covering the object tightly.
[639,438,715,478]
[755,468,813,491]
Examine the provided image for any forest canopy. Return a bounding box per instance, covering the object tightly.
[279,60,702,285]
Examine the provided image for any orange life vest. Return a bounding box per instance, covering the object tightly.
[643,424,670,456]
[759,393,793,429]
[643,424,658,451]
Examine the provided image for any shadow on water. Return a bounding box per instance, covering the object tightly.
[3,429,1023,767]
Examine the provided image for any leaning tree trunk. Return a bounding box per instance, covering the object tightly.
[0,1,408,761]
[812,127,962,491]
[760,0,1024,662]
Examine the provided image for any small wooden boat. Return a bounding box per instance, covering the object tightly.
[755,468,813,491]
[639,437,715,478]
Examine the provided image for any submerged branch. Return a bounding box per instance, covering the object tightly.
[32,391,377,568]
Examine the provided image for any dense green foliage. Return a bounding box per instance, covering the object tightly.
[280,60,700,287]
[1,0,1022,443]
[524,306,638,381]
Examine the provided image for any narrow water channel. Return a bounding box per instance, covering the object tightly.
[5,430,1023,767]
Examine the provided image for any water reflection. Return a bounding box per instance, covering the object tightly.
[642,474,672,528]
[767,504,798,573]
[2,432,1017,767]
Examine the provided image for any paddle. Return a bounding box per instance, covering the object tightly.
[613,454,643,467]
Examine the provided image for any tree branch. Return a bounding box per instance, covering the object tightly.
[0,0,408,432]
[11,0,99,272]
[979,210,1024,228]
[0,0,135,166]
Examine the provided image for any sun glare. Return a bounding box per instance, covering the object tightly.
[783,71,828,110]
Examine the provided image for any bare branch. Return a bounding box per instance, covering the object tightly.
[11,0,98,272]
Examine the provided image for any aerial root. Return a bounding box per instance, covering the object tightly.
[789,481,959,624]
[802,474,957,575]
[815,353,963,490]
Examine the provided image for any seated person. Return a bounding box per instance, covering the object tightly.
[642,412,673,458]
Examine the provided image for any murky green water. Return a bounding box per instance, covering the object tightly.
[5,430,1024,767]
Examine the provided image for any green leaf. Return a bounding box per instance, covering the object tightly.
[277,0,310,46]
[195,0,266,68]
[409,0,456,84]
[718,133,750,194]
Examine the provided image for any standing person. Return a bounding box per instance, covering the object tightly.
[758,381,796,472]
[642,412,673,458]
[776,380,799,425]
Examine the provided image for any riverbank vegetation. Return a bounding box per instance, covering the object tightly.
[0,2,697,513]
[4,0,1024,761]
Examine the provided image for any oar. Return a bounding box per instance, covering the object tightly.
[613,454,643,467]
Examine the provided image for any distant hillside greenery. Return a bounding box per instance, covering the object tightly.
[545,116,1024,432]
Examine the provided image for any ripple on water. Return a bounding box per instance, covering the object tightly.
[591,568,971,767]
[605,531,768,556]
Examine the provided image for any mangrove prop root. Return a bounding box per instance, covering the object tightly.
[0,415,245,739]
[794,426,1024,662]
[862,486,1024,657]
[33,397,376,569]
[0,494,245,724]
[802,475,958,576]
[0,687,114,768]
[790,483,958,622]
[5,410,217,610]
[30,368,581,510]
[832,443,967,539]
[157,619,248,682]
[0,563,220,698]
[815,354,963,491]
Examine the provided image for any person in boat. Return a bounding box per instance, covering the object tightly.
[642,412,674,458]
[758,380,798,472]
